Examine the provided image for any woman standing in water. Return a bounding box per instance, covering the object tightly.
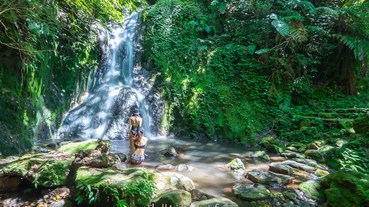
[130,128,147,164]
[127,108,142,154]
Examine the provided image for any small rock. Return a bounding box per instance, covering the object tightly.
[49,200,65,207]
[250,151,270,162]
[247,170,293,185]
[176,164,193,171]
[269,163,293,175]
[113,153,127,162]
[307,143,319,150]
[191,189,214,201]
[163,147,178,157]
[315,169,330,177]
[156,164,176,171]
[280,160,316,172]
[281,150,305,159]
[225,158,245,171]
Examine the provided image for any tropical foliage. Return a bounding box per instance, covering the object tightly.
[143,0,369,143]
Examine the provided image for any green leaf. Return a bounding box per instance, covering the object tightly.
[247,44,257,54]
[271,19,289,36]
[255,48,274,54]
[219,2,226,14]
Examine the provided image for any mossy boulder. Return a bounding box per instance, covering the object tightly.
[1,152,73,188]
[250,151,270,162]
[152,189,192,207]
[75,167,155,207]
[225,158,245,170]
[58,139,102,155]
[190,197,238,207]
[320,170,369,207]
[288,143,307,153]
[233,183,271,201]
[305,145,336,163]
[298,180,323,201]
[260,136,285,153]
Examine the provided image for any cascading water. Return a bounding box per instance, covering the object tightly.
[57,13,162,140]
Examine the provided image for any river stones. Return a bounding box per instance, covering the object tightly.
[269,163,293,175]
[233,183,270,201]
[281,150,305,159]
[247,170,293,185]
[292,158,318,167]
[280,160,316,172]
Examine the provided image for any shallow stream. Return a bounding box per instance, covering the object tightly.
[110,137,304,206]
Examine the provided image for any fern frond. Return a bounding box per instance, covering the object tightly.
[336,34,369,60]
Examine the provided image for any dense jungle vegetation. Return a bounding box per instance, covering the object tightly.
[142,0,369,174]
[144,0,369,141]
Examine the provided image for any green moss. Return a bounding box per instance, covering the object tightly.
[260,136,285,153]
[1,152,73,187]
[57,140,101,155]
[37,159,73,187]
[75,167,155,207]
[338,119,355,134]
[153,189,192,207]
[299,180,323,201]
[321,170,369,207]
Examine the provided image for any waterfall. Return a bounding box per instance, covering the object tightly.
[57,12,163,140]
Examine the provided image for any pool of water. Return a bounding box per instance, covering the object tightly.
[110,136,277,205]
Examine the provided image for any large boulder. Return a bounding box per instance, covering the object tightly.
[75,167,155,207]
[190,197,238,207]
[73,140,120,168]
[0,152,74,189]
